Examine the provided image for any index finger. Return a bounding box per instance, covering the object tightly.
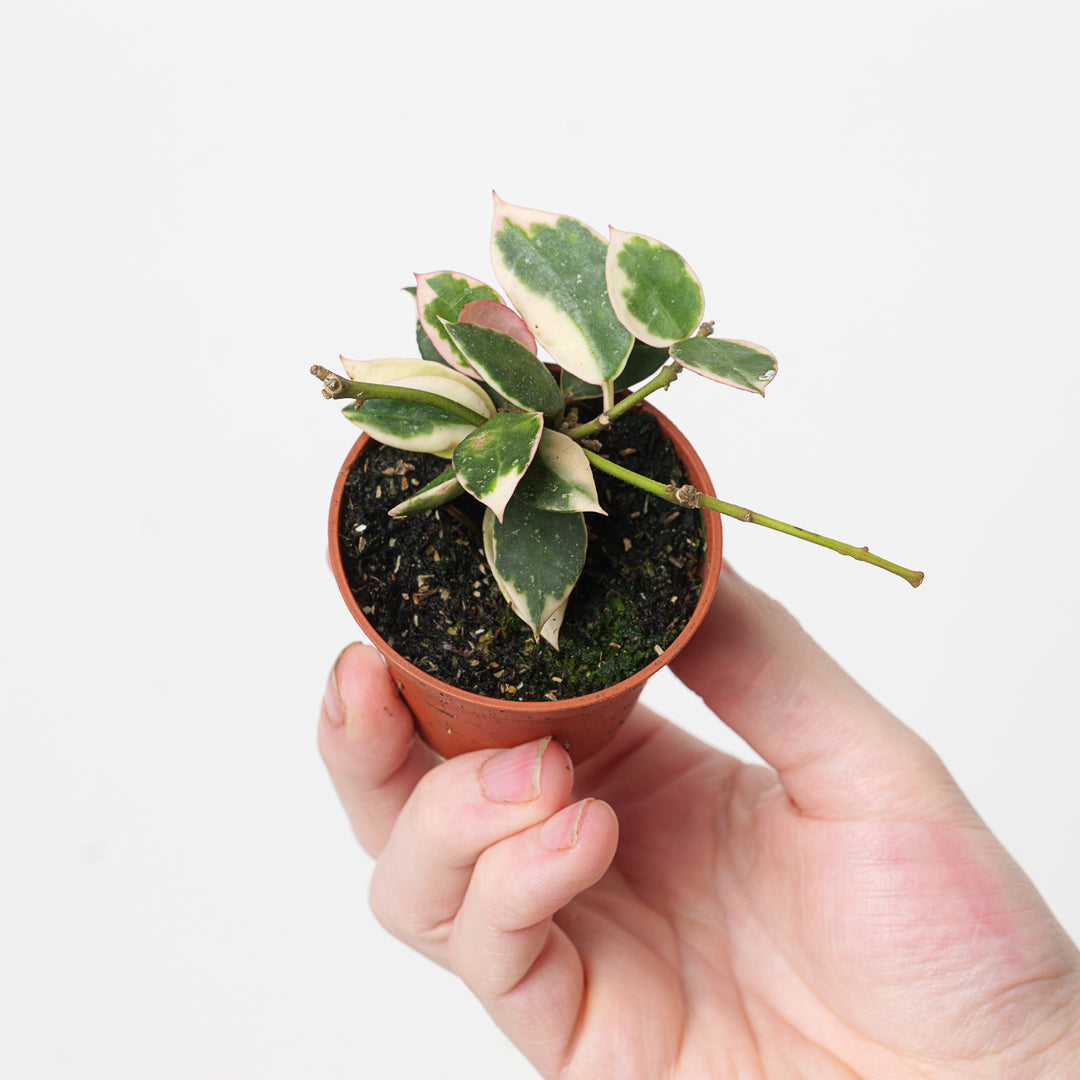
[670,567,953,819]
[317,642,439,855]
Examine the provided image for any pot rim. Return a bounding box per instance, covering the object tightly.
[328,402,721,712]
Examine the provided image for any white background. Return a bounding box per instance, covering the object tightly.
[2,2,1078,1076]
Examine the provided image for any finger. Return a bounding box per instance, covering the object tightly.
[670,566,953,818]
[317,643,438,855]
[449,798,619,1076]
[368,737,575,965]
[571,697,747,821]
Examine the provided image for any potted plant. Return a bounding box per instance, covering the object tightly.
[311,195,922,762]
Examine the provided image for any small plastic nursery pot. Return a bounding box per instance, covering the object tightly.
[328,404,721,765]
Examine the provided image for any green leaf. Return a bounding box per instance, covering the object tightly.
[605,229,704,347]
[483,499,587,645]
[515,430,605,514]
[343,398,477,454]
[415,319,444,365]
[387,465,464,518]
[415,271,502,374]
[452,411,544,521]
[442,321,564,417]
[490,195,633,386]
[560,338,669,401]
[668,336,778,395]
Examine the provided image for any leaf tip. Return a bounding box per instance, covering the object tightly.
[539,605,565,649]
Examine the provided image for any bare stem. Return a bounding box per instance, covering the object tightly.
[309,365,488,427]
[698,493,924,587]
[583,448,924,587]
[565,363,682,441]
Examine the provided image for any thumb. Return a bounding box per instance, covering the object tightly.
[671,567,955,819]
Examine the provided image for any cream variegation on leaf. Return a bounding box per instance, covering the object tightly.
[490,195,633,395]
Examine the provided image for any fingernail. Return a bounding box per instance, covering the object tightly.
[322,652,347,727]
[479,737,551,804]
[540,799,591,851]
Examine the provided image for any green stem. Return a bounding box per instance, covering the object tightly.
[583,448,924,588]
[564,363,682,440]
[698,494,924,587]
[310,365,488,427]
[582,447,674,498]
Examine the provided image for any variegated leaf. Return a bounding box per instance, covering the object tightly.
[483,500,587,646]
[605,229,705,347]
[442,321,564,417]
[515,429,605,514]
[414,271,502,375]
[490,195,633,387]
[452,411,544,522]
[415,319,444,365]
[343,398,476,454]
[388,465,464,518]
[340,361,492,452]
[388,374,496,424]
[538,597,568,648]
[458,298,537,354]
[668,336,778,395]
[339,356,496,417]
[561,338,669,401]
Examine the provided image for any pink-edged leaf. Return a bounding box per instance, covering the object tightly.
[458,298,537,355]
[668,336,778,395]
[606,228,704,347]
[490,194,632,388]
[414,271,502,376]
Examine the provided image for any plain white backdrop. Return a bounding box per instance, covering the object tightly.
[3,2,1078,1076]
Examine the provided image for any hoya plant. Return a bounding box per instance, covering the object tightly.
[312,195,922,647]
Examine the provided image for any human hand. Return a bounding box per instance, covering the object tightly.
[318,567,1080,1078]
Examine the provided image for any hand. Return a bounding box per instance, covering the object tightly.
[318,567,1080,1078]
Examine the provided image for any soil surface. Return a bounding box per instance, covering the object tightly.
[337,407,705,701]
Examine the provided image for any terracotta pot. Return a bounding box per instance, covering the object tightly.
[328,404,721,764]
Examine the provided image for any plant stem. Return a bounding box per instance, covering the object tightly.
[698,494,924,586]
[564,363,682,440]
[582,448,924,587]
[310,365,488,427]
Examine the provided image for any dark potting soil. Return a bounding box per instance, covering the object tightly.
[336,407,705,702]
